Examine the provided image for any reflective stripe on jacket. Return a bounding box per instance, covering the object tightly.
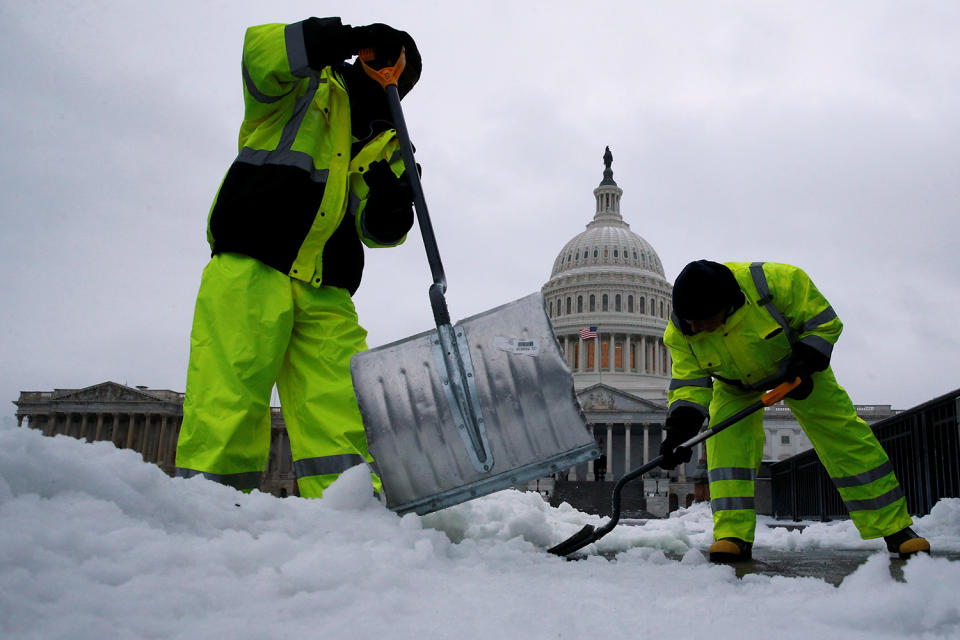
[206,20,407,286]
[664,262,842,418]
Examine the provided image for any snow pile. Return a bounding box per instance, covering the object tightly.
[1,423,959,640]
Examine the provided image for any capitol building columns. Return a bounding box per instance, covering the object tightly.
[558,331,670,376]
[582,421,660,482]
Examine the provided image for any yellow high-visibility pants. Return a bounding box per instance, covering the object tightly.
[175,253,374,498]
[706,367,913,542]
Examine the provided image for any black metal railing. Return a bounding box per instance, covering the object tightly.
[771,387,960,521]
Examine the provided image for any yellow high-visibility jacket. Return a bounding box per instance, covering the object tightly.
[664,262,842,420]
[207,20,408,292]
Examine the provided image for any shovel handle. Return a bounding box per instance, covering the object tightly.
[678,377,800,451]
[359,49,449,325]
[547,377,802,556]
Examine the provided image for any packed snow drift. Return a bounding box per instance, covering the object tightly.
[1,423,959,639]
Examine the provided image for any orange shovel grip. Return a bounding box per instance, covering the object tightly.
[358,47,407,90]
[762,378,802,406]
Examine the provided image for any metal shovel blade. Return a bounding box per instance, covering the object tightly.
[350,292,599,515]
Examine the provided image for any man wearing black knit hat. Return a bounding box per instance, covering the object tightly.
[661,260,929,562]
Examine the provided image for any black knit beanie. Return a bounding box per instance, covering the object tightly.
[672,260,745,320]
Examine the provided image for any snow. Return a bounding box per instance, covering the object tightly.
[2,423,959,640]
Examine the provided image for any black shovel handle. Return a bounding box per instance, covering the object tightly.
[547,378,801,557]
[359,49,450,327]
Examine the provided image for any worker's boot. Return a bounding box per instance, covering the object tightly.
[884,527,931,559]
[708,537,753,563]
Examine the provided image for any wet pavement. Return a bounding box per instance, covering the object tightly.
[589,547,960,585]
[705,548,960,586]
[587,547,960,585]
[601,522,960,585]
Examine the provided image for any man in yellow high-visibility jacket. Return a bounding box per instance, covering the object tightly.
[661,260,930,562]
[175,18,421,498]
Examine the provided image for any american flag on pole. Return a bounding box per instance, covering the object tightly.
[579,326,598,340]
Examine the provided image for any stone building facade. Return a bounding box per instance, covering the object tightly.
[13,381,297,497]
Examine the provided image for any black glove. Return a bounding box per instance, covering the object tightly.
[659,407,704,470]
[781,343,829,400]
[360,160,415,244]
[301,17,357,69]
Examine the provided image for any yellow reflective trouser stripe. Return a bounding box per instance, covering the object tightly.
[785,368,912,539]
[175,468,262,491]
[843,485,905,512]
[832,460,905,514]
[709,466,757,513]
[704,388,765,543]
[832,460,895,488]
[711,496,755,512]
[294,454,365,478]
[703,368,913,541]
[176,253,371,499]
[708,467,756,482]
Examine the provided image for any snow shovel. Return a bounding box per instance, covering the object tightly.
[349,49,597,516]
[547,378,801,556]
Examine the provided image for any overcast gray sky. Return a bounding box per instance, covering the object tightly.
[2,1,958,416]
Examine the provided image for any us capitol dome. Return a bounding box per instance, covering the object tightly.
[542,147,674,401]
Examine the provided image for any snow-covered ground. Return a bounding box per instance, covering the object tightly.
[2,422,958,640]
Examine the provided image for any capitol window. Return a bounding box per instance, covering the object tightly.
[590,295,596,312]
[639,297,645,314]
[577,296,583,313]
[628,295,634,313]
[602,294,609,311]
[615,294,621,312]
